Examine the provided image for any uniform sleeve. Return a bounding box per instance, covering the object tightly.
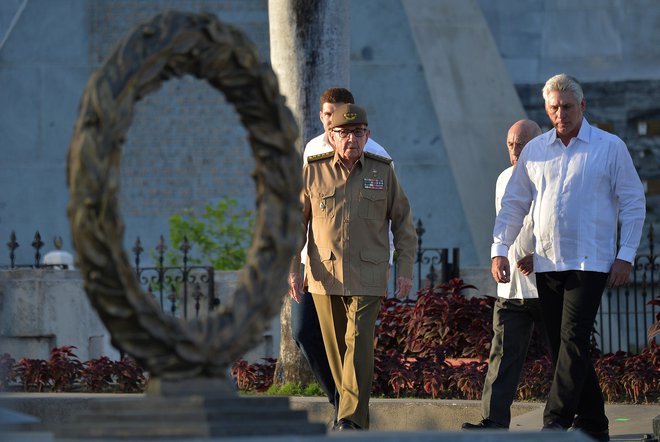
[290,165,312,272]
[387,168,417,279]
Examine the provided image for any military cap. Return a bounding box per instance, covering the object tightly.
[329,103,368,129]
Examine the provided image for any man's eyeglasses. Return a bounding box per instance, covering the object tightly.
[332,128,367,139]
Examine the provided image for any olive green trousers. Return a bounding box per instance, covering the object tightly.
[311,294,381,429]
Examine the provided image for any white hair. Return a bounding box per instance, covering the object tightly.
[542,74,584,104]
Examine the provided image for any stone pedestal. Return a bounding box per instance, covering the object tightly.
[50,377,325,439]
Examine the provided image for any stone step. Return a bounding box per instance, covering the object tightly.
[87,395,291,413]
[73,407,310,423]
[52,420,327,439]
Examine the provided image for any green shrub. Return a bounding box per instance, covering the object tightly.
[303,382,324,396]
[167,198,254,270]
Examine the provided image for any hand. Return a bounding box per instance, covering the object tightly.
[288,272,303,303]
[516,254,534,276]
[394,276,413,299]
[607,259,632,289]
[491,256,510,283]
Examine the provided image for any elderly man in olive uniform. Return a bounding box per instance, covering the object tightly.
[289,104,417,431]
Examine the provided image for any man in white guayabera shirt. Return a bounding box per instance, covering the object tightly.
[491,74,645,442]
[289,87,393,427]
[462,119,543,431]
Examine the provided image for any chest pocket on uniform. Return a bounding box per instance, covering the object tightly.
[311,187,335,218]
[359,189,387,220]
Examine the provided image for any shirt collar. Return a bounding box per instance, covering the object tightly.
[331,150,366,169]
[547,117,591,146]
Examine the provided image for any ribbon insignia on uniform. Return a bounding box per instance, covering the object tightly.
[363,178,384,190]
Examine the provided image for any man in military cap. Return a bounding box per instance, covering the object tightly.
[289,103,417,431]
[291,88,394,425]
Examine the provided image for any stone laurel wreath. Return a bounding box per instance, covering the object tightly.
[67,11,301,380]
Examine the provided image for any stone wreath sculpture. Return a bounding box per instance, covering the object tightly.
[67,11,301,382]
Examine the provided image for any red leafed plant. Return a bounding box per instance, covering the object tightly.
[231,358,276,392]
[80,356,117,392]
[49,345,84,392]
[516,354,553,400]
[13,358,51,392]
[446,361,489,400]
[9,347,145,393]
[595,344,659,403]
[404,279,492,359]
[373,279,495,399]
[113,356,146,393]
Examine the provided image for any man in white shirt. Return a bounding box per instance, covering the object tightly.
[303,88,391,163]
[463,119,543,431]
[290,87,393,427]
[491,74,646,442]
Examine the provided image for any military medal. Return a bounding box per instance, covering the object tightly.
[363,178,384,190]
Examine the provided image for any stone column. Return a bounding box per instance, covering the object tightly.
[268,0,350,152]
[268,0,350,386]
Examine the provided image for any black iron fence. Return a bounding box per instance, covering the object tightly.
[1,231,218,320]
[413,219,460,289]
[391,219,461,292]
[3,223,658,352]
[5,231,50,269]
[596,225,658,354]
[389,220,658,354]
[132,236,218,320]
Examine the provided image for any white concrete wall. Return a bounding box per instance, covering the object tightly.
[478,0,660,84]
[0,269,118,361]
[402,0,525,266]
[0,269,276,364]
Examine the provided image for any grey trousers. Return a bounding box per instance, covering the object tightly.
[481,297,544,427]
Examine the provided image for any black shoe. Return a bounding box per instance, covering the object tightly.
[542,421,566,431]
[568,425,610,441]
[334,418,362,431]
[462,419,508,430]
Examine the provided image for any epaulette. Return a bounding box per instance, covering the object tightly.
[307,151,334,162]
[365,151,393,164]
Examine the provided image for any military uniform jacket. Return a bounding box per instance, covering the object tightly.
[292,150,417,297]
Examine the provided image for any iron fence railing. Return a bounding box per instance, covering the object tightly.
[132,236,218,320]
[391,219,460,292]
[1,231,218,320]
[3,223,658,352]
[5,231,49,269]
[596,225,658,354]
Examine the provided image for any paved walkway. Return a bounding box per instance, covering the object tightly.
[508,402,659,440]
[1,394,658,441]
[290,397,659,439]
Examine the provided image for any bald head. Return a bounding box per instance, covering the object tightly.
[507,119,542,167]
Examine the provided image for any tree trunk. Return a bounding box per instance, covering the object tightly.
[273,296,315,385]
[268,0,349,385]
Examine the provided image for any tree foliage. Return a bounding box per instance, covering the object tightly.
[167,198,254,270]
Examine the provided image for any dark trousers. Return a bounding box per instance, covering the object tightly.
[291,291,338,412]
[536,271,609,430]
[481,297,544,427]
